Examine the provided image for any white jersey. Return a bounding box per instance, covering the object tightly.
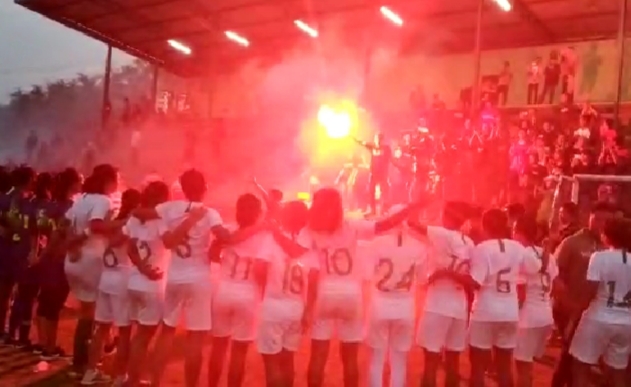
[470,239,542,322]
[98,242,131,295]
[518,245,558,328]
[64,193,113,276]
[366,231,426,319]
[421,226,474,320]
[216,231,273,301]
[125,217,169,294]
[156,200,222,284]
[296,219,376,297]
[261,233,316,322]
[582,249,631,326]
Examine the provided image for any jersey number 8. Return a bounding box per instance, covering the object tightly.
[138,241,152,263]
[103,247,119,268]
[175,238,192,259]
[283,264,304,295]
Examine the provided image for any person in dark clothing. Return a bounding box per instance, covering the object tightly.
[354,133,392,214]
[555,202,580,246]
[540,59,561,104]
[34,168,82,359]
[551,202,616,387]
[0,166,37,342]
[7,172,53,347]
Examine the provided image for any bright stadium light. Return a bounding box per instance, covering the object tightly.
[167,39,192,55]
[492,0,512,11]
[380,6,403,26]
[225,31,250,47]
[294,20,318,38]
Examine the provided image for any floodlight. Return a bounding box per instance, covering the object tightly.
[225,31,250,47]
[492,0,512,11]
[380,6,403,26]
[167,39,192,55]
[294,20,318,38]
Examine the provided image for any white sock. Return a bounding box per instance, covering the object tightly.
[369,347,387,387]
[388,348,408,387]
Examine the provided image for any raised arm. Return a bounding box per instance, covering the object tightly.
[353,137,374,150]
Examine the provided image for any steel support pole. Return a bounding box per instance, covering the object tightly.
[151,64,159,109]
[471,0,484,117]
[101,45,113,131]
[614,0,628,129]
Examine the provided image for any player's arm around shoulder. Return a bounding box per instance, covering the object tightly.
[270,225,310,260]
[519,243,543,275]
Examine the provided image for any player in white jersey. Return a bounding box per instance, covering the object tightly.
[83,188,141,385]
[408,201,474,386]
[63,164,120,377]
[428,209,541,387]
[271,188,420,387]
[365,208,427,387]
[570,218,631,387]
[512,216,558,387]
[125,181,201,387]
[256,200,313,387]
[141,169,257,387]
[208,194,272,387]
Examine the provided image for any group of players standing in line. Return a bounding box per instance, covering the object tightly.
[0,163,630,387]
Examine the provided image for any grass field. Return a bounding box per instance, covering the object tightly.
[1,288,562,386]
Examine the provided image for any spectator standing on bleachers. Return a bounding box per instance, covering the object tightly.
[527,57,542,105]
[497,61,512,106]
[540,56,561,104]
[560,46,578,102]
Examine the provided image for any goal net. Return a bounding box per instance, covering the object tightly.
[550,174,631,226]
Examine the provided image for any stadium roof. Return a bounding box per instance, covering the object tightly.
[16,0,624,77]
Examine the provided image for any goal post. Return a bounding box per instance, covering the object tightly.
[550,173,631,227]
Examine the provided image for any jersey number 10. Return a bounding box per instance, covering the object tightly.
[324,248,352,276]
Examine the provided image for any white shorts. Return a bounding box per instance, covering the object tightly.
[212,288,258,341]
[570,317,631,370]
[65,261,101,303]
[311,291,364,343]
[95,291,130,327]
[418,312,467,353]
[368,317,415,351]
[128,289,163,326]
[469,320,518,350]
[257,319,302,354]
[514,325,552,362]
[163,281,212,331]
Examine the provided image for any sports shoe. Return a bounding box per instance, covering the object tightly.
[31,344,44,354]
[80,369,112,385]
[103,336,118,356]
[40,347,68,361]
[111,375,128,387]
